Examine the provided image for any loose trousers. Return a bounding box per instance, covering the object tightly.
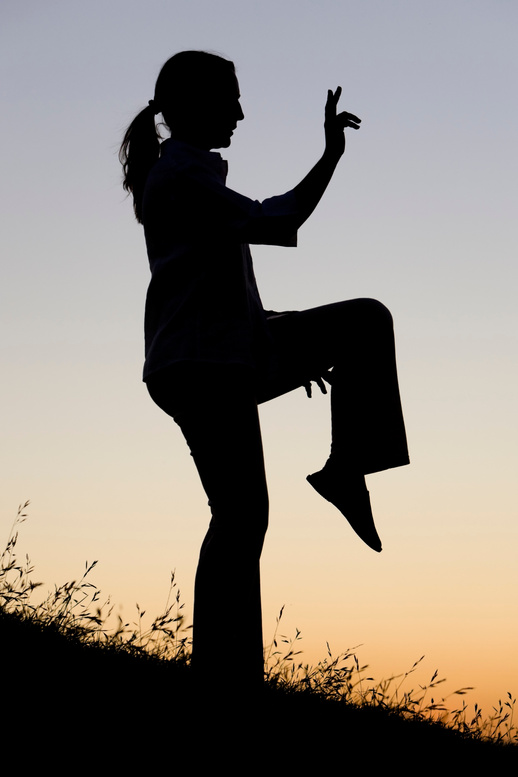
[147,298,409,687]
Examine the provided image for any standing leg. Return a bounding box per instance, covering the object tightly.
[148,364,268,688]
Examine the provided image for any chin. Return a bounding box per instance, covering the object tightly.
[211,137,232,150]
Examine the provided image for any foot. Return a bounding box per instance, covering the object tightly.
[306,465,382,552]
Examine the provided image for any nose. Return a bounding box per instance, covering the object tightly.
[237,101,244,121]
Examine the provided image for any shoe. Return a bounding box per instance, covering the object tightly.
[306,468,382,552]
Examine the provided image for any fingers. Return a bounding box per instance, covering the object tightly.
[338,111,361,130]
[325,87,342,115]
[303,376,330,398]
[315,377,328,395]
[325,87,361,128]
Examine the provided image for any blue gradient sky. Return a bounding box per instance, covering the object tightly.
[1,1,517,712]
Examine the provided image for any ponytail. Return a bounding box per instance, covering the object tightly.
[120,51,235,224]
[119,102,161,224]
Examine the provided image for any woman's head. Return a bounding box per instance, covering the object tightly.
[154,51,243,149]
[120,50,242,222]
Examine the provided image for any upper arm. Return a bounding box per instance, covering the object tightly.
[145,163,298,248]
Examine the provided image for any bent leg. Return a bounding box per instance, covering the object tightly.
[257,299,409,551]
[259,299,409,475]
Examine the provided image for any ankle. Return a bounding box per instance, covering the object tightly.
[322,456,365,480]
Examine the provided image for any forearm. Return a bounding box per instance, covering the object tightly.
[292,87,360,228]
[293,148,342,226]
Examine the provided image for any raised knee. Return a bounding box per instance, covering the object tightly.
[358,298,393,328]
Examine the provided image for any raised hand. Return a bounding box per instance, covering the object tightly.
[324,87,361,159]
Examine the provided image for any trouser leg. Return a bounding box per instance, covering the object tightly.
[188,388,267,688]
[259,299,409,475]
[147,365,268,688]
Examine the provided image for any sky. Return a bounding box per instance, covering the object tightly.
[1,0,517,716]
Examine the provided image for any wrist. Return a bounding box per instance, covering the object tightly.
[323,146,343,166]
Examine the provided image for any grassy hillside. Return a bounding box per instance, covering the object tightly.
[2,503,516,770]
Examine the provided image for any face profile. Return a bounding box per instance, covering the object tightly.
[182,72,244,150]
[215,74,245,148]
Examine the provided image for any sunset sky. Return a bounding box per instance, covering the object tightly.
[1,0,517,714]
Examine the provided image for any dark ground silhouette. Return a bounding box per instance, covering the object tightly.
[3,608,516,771]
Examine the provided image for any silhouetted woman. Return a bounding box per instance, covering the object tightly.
[120,51,409,690]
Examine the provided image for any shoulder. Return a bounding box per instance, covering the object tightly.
[156,139,224,181]
[143,141,197,210]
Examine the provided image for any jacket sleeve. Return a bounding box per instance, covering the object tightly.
[145,159,299,248]
[233,190,298,247]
